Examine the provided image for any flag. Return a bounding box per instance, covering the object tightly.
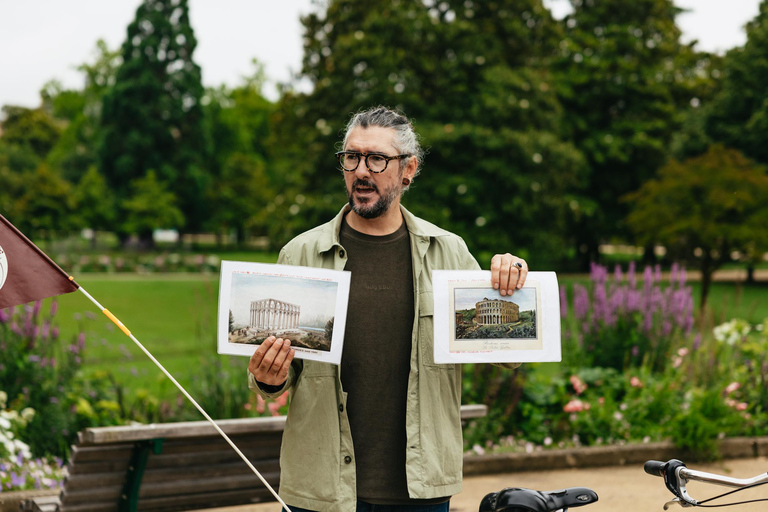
[0,214,79,309]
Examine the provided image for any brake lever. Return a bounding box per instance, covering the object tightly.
[674,466,700,507]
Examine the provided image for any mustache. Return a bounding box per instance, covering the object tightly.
[352,179,378,192]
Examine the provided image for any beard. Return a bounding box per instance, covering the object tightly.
[346,177,402,219]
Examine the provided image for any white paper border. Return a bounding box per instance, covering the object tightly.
[217,261,350,365]
[433,270,561,363]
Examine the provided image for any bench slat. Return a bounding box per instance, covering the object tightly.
[61,472,279,506]
[79,416,287,445]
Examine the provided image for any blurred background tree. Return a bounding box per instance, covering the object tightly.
[0,0,766,272]
[98,0,210,245]
[270,0,588,266]
[625,145,768,307]
[552,0,711,268]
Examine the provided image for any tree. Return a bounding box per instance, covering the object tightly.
[707,1,768,164]
[74,166,117,246]
[1,106,61,159]
[553,0,701,267]
[624,145,768,308]
[270,0,588,264]
[99,0,210,242]
[121,170,184,247]
[203,62,275,245]
[46,40,122,183]
[14,164,77,237]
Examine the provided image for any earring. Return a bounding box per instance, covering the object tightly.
[402,178,411,186]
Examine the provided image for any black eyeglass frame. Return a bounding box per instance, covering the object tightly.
[335,151,412,174]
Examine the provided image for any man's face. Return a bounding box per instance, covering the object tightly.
[343,126,413,219]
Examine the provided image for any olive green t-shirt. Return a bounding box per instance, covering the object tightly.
[340,217,444,505]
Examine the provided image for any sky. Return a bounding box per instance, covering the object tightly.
[454,288,537,312]
[0,0,762,109]
[230,272,338,326]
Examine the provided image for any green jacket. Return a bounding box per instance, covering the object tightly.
[249,205,510,512]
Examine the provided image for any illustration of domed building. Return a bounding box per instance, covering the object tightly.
[474,298,519,325]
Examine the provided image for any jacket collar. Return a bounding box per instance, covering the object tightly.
[317,203,451,253]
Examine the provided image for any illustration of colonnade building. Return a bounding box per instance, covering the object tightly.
[474,298,519,325]
[250,299,300,330]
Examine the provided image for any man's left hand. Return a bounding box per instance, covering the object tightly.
[490,253,528,296]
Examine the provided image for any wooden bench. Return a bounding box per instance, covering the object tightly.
[23,405,488,512]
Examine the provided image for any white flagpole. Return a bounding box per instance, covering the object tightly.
[76,285,292,512]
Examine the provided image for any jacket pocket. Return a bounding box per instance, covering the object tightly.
[279,373,340,501]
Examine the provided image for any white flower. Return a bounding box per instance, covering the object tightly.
[713,319,751,345]
[20,407,35,422]
[0,391,7,409]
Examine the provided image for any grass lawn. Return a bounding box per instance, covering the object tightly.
[50,274,225,403]
[44,272,767,404]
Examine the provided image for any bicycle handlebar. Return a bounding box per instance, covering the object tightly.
[645,459,768,509]
[644,460,667,477]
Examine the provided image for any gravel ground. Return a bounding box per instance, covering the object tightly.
[199,456,768,512]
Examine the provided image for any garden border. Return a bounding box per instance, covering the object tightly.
[6,437,767,512]
[463,436,768,475]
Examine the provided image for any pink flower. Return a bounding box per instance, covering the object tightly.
[563,399,586,413]
[570,375,587,395]
[268,402,281,416]
[677,348,689,357]
[256,395,265,414]
[736,402,748,411]
[724,382,740,395]
[672,357,682,368]
[630,376,643,388]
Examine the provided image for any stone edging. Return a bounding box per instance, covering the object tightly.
[463,437,768,476]
[0,489,56,512]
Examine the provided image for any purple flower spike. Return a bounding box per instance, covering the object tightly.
[614,265,623,283]
[559,285,569,318]
[50,300,58,317]
[628,261,637,288]
[693,333,702,350]
[670,263,678,287]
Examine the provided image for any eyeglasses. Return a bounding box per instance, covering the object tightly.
[335,151,411,173]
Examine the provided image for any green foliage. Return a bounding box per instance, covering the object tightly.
[121,170,185,242]
[624,145,768,306]
[668,388,743,458]
[14,163,78,235]
[0,105,62,158]
[552,0,707,266]
[0,302,121,457]
[74,166,117,234]
[707,1,768,164]
[99,0,210,236]
[268,0,588,264]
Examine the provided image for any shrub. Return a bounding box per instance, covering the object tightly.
[0,301,124,457]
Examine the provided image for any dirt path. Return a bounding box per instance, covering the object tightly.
[200,457,768,512]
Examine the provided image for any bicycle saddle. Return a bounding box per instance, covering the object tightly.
[480,487,599,512]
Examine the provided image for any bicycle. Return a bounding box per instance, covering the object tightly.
[644,459,768,509]
[480,486,598,512]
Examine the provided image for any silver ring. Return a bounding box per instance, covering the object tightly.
[514,262,523,269]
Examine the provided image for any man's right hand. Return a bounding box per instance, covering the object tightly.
[248,336,295,387]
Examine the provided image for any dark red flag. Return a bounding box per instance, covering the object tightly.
[0,214,79,309]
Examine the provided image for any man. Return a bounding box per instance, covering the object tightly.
[248,106,527,512]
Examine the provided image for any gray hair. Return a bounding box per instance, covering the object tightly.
[342,106,425,181]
